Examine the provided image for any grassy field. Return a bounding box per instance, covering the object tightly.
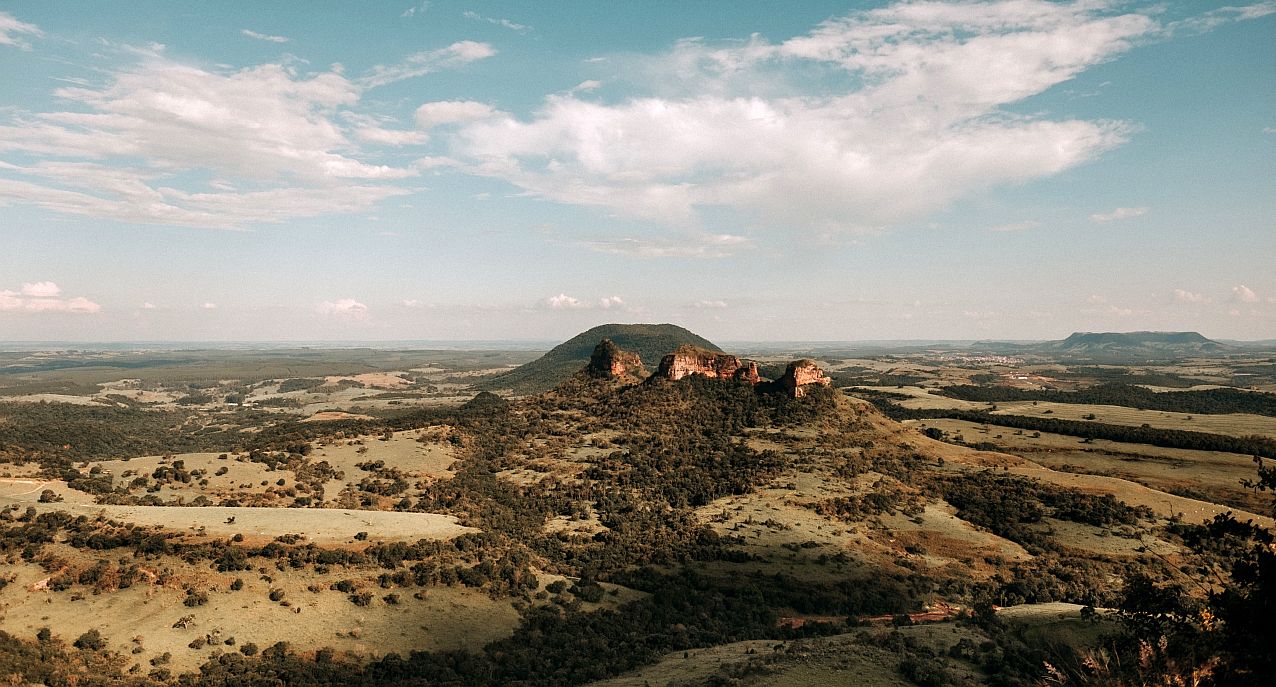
[989,401,1276,439]
[906,418,1266,512]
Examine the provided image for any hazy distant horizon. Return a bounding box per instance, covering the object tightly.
[3,332,1274,352]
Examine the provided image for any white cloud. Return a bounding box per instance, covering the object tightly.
[141,302,156,309]
[241,29,289,43]
[988,220,1039,233]
[414,100,497,129]
[543,293,634,310]
[578,232,750,258]
[0,12,41,50]
[362,41,496,89]
[317,298,369,319]
[1233,285,1260,303]
[401,299,424,308]
[1089,206,1148,222]
[0,57,415,227]
[1173,289,1209,304]
[20,281,60,297]
[545,293,588,310]
[401,3,429,19]
[450,1,1158,231]
[201,302,217,309]
[353,126,430,146]
[462,11,531,33]
[693,299,728,309]
[0,281,100,313]
[571,80,603,94]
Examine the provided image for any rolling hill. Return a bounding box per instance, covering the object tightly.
[479,323,721,394]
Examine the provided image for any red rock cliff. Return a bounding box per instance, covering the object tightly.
[586,339,646,381]
[780,359,831,397]
[655,345,756,382]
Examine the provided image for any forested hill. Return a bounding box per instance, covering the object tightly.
[479,323,721,394]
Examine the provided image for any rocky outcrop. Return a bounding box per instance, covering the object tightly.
[586,339,646,381]
[733,361,760,384]
[655,345,756,382]
[779,359,831,397]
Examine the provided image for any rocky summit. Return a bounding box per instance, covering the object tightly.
[779,359,832,397]
[585,338,647,381]
[654,345,759,383]
[584,341,829,397]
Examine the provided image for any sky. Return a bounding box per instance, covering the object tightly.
[0,0,1273,343]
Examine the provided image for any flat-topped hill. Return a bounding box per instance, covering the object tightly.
[1041,331,1228,357]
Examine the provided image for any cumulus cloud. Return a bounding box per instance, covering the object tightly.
[201,302,217,309]
[20,281,60,297]
[545,293,588,310]
[0,12,41,50]
[0,281,100,313]
[1233,285,1260,303]
[1090,206,1148,222]
[317,298,369,319]
[448,1,1167,230]
[598,296,625,310]
[1173,289,1209,304]
[362,41,496,89]
[241,29,289,43]
[693,299,728,309]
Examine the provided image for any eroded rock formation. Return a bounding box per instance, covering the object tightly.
[779,359,831,397]
[586,339,646,381]
[655,345,754,382]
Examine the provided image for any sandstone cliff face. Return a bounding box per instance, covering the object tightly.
[780,359,831,397]
[586,339,646,381]
[655,345,755,382]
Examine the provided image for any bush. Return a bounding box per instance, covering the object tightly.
[73,628,106,651]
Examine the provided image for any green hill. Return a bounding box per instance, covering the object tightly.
[479,323,720,394]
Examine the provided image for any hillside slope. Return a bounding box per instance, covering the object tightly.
[480,323,721,394]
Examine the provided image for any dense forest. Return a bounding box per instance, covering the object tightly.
[940,382,1276,417]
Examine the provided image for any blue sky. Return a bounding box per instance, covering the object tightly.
[0,1,1273,342]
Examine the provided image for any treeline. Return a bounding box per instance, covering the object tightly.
[940,382,1276,417]
[861,395,1276,458]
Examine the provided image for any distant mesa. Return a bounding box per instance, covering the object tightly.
[482,323,721,394]
[1044,331,1228,357]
